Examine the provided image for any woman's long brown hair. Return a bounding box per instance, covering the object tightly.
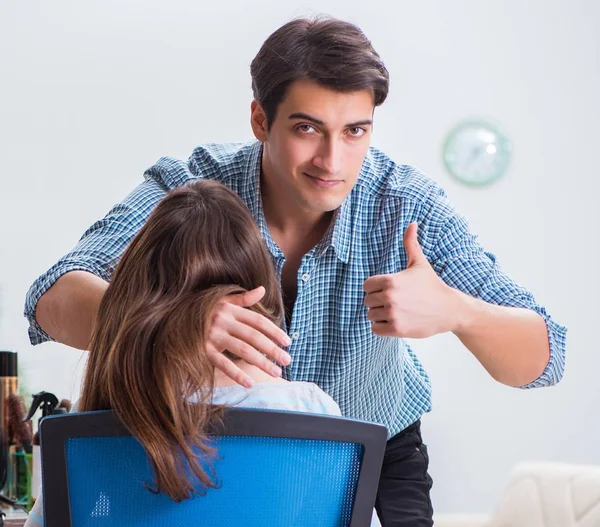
[78,180,283,502]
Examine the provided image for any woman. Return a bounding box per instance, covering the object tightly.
[26,180,341,525]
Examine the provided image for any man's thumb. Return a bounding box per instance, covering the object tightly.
[228,286,266,307]
[403,222,426,267]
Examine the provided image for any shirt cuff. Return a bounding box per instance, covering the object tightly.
[24,258,111,346]
[519,305,568,389]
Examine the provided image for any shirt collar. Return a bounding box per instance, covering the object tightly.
[328,193,352,263]
[245,142,284,259]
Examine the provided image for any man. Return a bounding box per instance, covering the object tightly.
[25,16,566,526]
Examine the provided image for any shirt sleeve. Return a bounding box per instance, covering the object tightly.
[23,177,168,345]
[422,187,567,389]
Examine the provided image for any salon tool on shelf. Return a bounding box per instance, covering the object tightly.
[24,392,70,507]
[0,352,19,497]
[4,395,32,509]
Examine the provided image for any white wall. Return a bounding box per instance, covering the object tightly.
[1,0,598,515]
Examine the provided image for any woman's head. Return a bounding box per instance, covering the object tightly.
[79,180,282,501]
[103,179,282,323]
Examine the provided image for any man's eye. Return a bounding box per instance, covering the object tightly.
[348,127,366,137]
[297,124,315,133]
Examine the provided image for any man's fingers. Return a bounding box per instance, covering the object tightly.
[209,351,254,388]
[220,335,283,377]
[205,288,292,382]
[236,306,292,349]
[371,322,395,337]
[363,276,383,294]
[230,321,291,367]
[367,307,389,323]
[364,292,385,309]
[363,274,393,294]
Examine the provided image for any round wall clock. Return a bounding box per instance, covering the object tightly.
[443,119,512,186]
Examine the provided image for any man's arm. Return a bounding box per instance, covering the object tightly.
[448,288,551,387]
[430,211,567,388]
[36,271,108,350]
[25,167,292,384]
[364,217,567,389]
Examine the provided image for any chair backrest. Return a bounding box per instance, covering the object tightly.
[40,407,387,527]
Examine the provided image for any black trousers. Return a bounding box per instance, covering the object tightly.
[374,420,434,526]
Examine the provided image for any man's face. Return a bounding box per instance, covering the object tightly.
[254,79,374,215]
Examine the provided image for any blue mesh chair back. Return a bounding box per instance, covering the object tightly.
[40,408,387,527]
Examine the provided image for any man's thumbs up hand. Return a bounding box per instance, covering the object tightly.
[362,223,460,338]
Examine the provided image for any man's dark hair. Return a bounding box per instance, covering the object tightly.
[250,16,390,129]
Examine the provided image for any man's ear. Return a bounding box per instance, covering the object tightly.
[250,100,269,142]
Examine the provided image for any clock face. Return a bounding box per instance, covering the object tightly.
[443,120,512,186]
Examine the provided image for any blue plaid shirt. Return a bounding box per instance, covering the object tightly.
[24,141,567,437]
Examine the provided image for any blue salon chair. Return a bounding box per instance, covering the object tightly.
[39,408,387,526]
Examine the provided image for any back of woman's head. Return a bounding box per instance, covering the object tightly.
[79,179,283,501]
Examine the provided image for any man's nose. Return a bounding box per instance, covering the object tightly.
[313,139,341,175]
